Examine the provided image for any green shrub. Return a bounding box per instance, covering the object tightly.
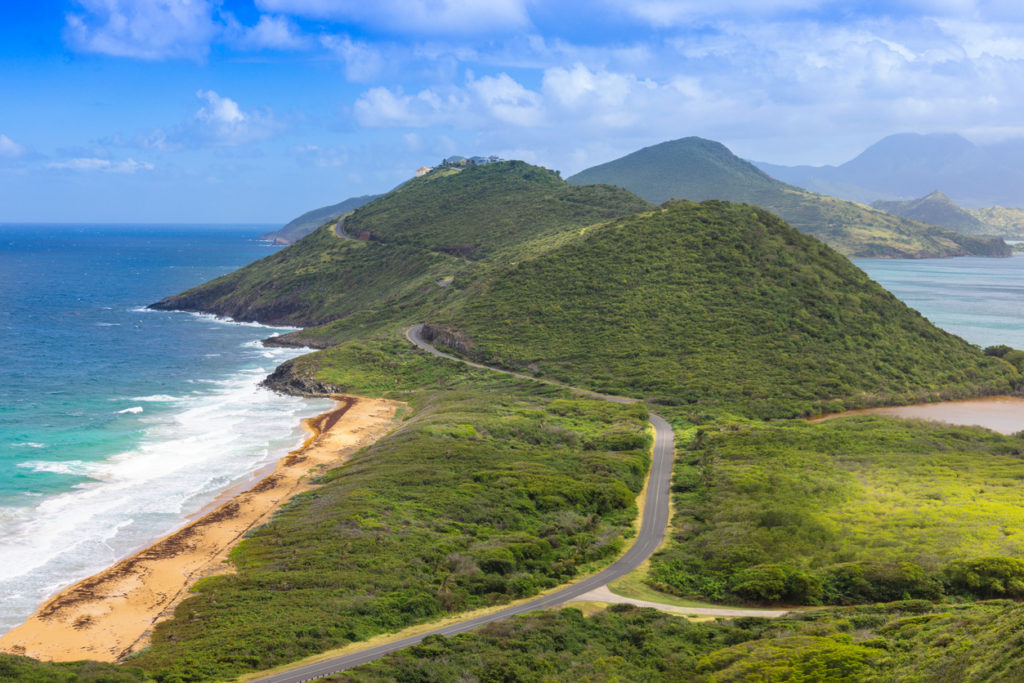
[945,557,1024,599]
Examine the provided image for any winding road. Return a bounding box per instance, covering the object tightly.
[251,325,772,682]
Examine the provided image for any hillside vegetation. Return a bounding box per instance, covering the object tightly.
[259,194,381,245]
[125,352,652,680]
[330,600,1024,682]
[567,137,1009,258]
[150,161,650,328]
[343,162,650,259]
[872,191,1004,236]
[650,416,1024,605]
[431,200,1018,418]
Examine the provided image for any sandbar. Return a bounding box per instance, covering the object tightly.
[0,395,403,663]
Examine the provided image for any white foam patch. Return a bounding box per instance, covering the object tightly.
[12,442,46,449]
[17,460,103,476]
[116,407,144,415]
[0,345,332,634]
[130,394,182,402]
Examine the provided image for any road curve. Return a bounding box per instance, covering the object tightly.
[253,324,675,683]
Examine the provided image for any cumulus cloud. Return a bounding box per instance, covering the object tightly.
[48,157,154,173]
[321,35,384,82]
[64,0,219,60]
[469,74,544,126]
[228,14,309,51]
[255,0,529,34]
[0,134,26,158]
[135,90,282,150]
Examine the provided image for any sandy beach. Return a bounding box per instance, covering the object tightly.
[0,395,403,663]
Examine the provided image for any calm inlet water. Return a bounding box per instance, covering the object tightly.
[0,224,331,634]
[855,254,1024,349]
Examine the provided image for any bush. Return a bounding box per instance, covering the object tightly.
[822,562,943,604]
[729,564,823,604]
[945,557,1024,599]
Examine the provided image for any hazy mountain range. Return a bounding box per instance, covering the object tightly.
[756,133,1024,208]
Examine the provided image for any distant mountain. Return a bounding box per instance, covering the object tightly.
[756,133,1024,208]
[567,137,1009,258]
[259,195,381,244]
[872,191,997,236]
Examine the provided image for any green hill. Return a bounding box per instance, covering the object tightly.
[150,161,651,328]
[567,137,1009,258]
[429,200,1017,417]
[872,191,999,236]
[342,161,649,259]
[970,205,1024,238]
[259,194,381,245]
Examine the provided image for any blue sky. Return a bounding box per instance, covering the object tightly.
[2,1,1024,223]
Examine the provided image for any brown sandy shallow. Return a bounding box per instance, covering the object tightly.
[811,396,1024,435]
[0,395,403,663]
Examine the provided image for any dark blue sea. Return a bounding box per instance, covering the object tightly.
[0,224,330,633]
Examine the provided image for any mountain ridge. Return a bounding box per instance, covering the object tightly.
[566,137,1008,258]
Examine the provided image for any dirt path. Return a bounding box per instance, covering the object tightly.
[576,586,790,618]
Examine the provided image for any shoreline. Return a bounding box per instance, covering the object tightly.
[810,395,1024,434]
[0,395,403,663]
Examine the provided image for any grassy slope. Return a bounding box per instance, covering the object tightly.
[971,205,1024,238]
[259,194,382,244]
[434,200,1017,419]
[127,354,652,681]
[327,601,1024,682]
[344,162,650,259]
[872,191,994,235]
[150,162,650,330]
[650,415,1024,605]
[567,137,1009,258]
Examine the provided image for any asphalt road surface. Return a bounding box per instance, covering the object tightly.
[251,325,674,683]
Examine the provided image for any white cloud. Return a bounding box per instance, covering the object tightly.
[64,0,218,60]
[321,35,384,82]
[230,14,309,51]
[48,157,154,173]
[255,0,529,34]
[469,74,544,126]
[137,90,281,150]
[0,134,26,158]
[608,0,823,25]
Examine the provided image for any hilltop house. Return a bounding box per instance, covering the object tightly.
[439,155,502,169]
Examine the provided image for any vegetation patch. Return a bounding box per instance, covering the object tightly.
[438,200,1018,418]
[127,383,651,681]
[650,416,1024,605]
[325,600,1024,682]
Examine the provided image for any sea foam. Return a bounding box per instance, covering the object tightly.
[0,347,331,634]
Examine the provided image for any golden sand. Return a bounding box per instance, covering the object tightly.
[0,395,403,663]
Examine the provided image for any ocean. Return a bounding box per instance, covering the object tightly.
[0,224,332,634]
[855,255,1024,349]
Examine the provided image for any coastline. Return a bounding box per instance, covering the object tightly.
[0,395,403,663]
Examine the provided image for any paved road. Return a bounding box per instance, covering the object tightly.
[333,218,352,240]
[253,324,675,682]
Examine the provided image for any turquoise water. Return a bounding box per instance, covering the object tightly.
[855,254,1024,349]
[0,225,331,633]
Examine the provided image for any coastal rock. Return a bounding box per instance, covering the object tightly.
[421,323,475,356]
[261,358,342,397]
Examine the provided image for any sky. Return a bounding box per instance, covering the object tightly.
[2,1,1024,223]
